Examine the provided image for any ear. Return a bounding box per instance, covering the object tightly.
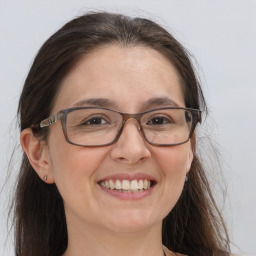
[20,128,55,184]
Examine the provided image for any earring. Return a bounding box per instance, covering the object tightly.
[185,175,188,182]
[43,176,48,181]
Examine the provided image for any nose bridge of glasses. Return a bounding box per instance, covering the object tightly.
[122,113,142,129]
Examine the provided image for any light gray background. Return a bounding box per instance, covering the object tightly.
[0,1,255,255]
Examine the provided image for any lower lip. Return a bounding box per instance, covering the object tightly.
[98,184,155,200]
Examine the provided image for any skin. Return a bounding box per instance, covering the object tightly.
[21,45,193,256]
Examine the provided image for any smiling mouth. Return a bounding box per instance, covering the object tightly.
[98,179,156,193]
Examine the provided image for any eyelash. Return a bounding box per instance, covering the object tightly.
[146,115,173,125]
[81,116,110,126]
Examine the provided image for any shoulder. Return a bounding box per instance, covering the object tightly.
[163,246,187,256]
[163,246,241,256]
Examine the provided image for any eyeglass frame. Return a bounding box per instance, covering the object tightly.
[40,106,201,147]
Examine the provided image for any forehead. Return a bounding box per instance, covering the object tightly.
[53,45,185,113]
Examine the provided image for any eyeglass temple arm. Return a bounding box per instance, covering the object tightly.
[40,114,59,128]
[196,110,202,123]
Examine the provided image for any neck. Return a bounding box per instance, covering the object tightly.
[63,220,165,256]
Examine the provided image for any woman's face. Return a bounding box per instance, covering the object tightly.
[44,45,193,234]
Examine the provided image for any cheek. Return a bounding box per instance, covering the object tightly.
[50,147,108,182]
[151,145,192,213]
[48,145,111,218]
[47,127,109,197]
[48,125,108,179]
[153,145,192,178]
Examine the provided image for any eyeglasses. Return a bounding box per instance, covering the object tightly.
[40,107,201,147]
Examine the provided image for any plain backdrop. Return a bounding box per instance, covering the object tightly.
[0,1,255,255]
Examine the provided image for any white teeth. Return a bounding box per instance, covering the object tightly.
[121,180,130,190]
[109,179,115,190]
[105,180,110,189]
[130,180,139,191]
[100,181,106,187]
[100,179,153,192]
[143,180,149,190]
[138,180,144,190]
[115,179,122,189]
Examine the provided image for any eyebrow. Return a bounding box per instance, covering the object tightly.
[72,96,179,110]
[73,98,118,109]
[142,97,179,109]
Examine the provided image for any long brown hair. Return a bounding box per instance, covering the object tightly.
[15,12,230,256]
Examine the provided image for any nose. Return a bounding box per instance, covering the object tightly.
[110,119,151,164]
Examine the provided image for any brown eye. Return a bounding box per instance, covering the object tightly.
[79,115,110,126]
[85,117,107,125]
[146,116,172,125]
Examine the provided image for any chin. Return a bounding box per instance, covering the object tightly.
[102,210,162,233]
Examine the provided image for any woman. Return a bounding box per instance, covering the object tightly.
[16,12,230,256]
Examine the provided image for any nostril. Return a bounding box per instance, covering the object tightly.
[117,157,126,161]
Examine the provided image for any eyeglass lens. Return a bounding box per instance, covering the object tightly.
[64,108,194,146]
